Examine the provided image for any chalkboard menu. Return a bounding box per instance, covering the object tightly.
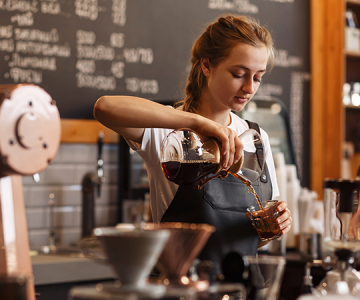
[0,0,311,183]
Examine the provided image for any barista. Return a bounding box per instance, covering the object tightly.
[93,14,292,274]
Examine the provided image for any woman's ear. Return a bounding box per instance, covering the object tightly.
[200,58,211,76]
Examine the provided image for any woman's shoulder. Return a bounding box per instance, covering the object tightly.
[230,112,269,139]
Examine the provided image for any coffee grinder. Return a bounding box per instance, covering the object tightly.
[0,84,61,300]
[303,179,360,297]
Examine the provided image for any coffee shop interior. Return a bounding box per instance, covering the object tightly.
[1,0,360,300]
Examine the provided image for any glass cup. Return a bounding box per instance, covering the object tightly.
[243,255,286,300]
[247,200,282,242]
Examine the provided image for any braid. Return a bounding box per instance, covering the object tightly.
[182,59,203,113]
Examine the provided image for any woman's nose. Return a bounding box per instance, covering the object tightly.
[242,79,255,94]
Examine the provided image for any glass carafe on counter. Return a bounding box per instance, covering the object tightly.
[315,179,360,296]
[160,128,265,188]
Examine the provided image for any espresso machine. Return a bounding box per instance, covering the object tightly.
[301,178,360,297]
[0,84,61,300]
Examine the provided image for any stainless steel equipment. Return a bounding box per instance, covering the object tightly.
[302,179,360,297]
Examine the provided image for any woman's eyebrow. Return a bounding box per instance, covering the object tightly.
[233,65,266,73]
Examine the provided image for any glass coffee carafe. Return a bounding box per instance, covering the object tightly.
[160,128,265,188]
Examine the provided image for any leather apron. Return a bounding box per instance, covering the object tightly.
[161,121,273,274]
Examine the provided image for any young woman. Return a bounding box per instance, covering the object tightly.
[94,14,292,275]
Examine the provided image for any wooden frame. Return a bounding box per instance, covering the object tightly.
[310,0,345,197]
[61,119,119,144]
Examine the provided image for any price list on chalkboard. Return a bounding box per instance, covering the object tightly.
[0,0,308,116]
[0,0,311,183]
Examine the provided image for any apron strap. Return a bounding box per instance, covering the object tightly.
[245,120,267,183]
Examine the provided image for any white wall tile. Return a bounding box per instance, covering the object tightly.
[103,164,118,184]
[95,205,118,227]
[96,184,117,205]
[44,206,81,228]
[42,164,78,185]
[102,144,119,164]
[60,185,82,206]
[75,164,98,185]
[23,165,78,186]
[25,186,60,207]
[52,144,97,164]
[57,228,82,245]
[29,229,49,249]
[26,208,46,229]
[22,142,120,249]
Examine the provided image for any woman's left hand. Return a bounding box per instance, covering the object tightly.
[276,201,292,235]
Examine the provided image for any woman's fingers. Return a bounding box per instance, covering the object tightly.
[276,204,292,235]
[234,135,244,164]
[220,133,230,169]
[227,130,237,168]
[197,120,244,170]
[277,200,288,212]
[219,128,243,169]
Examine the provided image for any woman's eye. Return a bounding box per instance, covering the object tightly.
[232,73,242,79]
[254,78,262,83]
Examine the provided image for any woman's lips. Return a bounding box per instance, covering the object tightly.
[235,96,248,104]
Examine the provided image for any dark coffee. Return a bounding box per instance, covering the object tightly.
[161,160,219,185]
[254,217,281,240]
[247,200,282,241]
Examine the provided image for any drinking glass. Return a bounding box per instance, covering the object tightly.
[243,255,286,300]
[247,200,282,242]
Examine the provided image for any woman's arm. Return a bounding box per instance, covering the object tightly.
[93,96,200,143]
[93,96,243,168]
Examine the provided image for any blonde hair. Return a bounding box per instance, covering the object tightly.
[177,15,274,113]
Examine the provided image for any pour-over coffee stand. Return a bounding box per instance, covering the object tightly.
[301,179,360,297]
[72,222,215,300]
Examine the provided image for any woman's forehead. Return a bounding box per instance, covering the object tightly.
[223,44,269,71]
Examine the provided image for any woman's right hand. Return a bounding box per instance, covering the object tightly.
[194,117,244,170]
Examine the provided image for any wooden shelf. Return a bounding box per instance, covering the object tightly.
[346,50,360,57]
[345,104,360,109]
[347,0,360,5]
[61,119,119,144]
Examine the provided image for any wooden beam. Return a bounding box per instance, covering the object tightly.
[310,0,345,197]
[60,119,119,144]
[325,0,344,179]
[310,0,326,196]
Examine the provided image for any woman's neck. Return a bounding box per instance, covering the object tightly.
[197,98,231,126]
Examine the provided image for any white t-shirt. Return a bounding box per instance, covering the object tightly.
[126,111,279,222]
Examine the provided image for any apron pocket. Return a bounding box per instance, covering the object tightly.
[203,176,260,212]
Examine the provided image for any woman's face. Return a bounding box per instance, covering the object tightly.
[202,43,269,112]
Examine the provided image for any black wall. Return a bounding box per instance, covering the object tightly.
[0,0,310,185]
